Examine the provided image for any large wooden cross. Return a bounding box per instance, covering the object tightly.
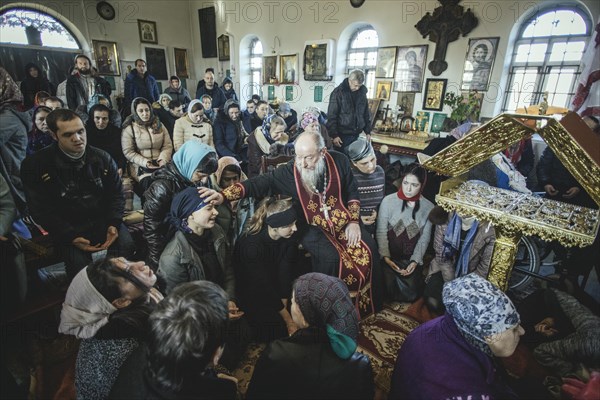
[415,0,478,76]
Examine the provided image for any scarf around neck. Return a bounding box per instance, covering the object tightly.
[442,213,480,279]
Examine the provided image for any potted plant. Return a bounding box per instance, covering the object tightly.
[442,91,482,131]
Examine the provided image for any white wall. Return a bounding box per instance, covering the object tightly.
[6,0,598,118]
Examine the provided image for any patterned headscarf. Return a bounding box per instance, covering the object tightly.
[0,67,23,106]
[300,112,319,130]
[261,113,280,143]
[443,274,520,357]
[293,273,359,359]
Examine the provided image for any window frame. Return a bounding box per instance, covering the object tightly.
[248,37,262,97]
[501,5,592,112]
[345,26,379,96]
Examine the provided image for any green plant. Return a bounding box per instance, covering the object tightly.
[443,91,481,123]
[1,10,65,34]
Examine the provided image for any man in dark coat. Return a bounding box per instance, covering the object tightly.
[21,109,134,280]
[20,62,56,109]
[213,99,246,161]
[326,69,371,153]
[195,70,226,110]
[66,55,112,112]
[124,59,160,111]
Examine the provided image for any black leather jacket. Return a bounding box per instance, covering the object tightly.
[21,143,123,244]
[246,326,374,400]
[326,78,371,138]
[143,162,194,269]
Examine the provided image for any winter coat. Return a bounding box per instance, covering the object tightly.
[124,71,160,107]
[326,78,371,139]
[172,113,214,151]
[121,121,173,182]
[213,108,245,160]
[163,86,192,109]
[0,106,31,214]
[66,72,111,111]
[143,163,194,269]
[195,84,227,109]
[158,227,235,298]
[20,63,55,108]
[221,77,238,102]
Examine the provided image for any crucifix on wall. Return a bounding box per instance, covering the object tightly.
[415,0,478,76]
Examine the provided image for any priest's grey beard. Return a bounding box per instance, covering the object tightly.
[297,156,326,194]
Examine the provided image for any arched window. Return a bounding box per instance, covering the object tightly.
[1,8,79,48]
[249,38,263,96]
[502,6,592,112]
[346,26,378,95]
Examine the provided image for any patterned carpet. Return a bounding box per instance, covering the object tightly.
[232,302,421,397]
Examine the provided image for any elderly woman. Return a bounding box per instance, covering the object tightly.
[377,163,433,302]
[347,136,385,236]
[247,114,288,177]
[389,273,524,399]
[59,257,163,399]
[246,272,374,400]
[173,99,214,151]
[121,97,173,199]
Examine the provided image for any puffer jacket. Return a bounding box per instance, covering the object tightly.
[157,227,235,298]
[121,121,173,182]
[143,162,194,269]
[172,113,214,151]
[326,78,371,138]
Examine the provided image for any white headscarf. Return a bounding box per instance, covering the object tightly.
[58,267,117,339]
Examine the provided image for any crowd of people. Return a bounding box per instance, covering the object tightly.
[1,55,599,400]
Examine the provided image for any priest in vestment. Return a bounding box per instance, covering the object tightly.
[210,132,382,318]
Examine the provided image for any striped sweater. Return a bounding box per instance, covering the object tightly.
[352,165,385,216]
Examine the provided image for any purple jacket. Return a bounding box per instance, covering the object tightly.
[389,314,516,400]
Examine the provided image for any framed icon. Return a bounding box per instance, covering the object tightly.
[461,37,500,91]
[92,40,120,76]
[263,56,278,84]
[218,34,230,61]
[422,78,448,111]
[279,54,298,84]
[138,20,158,44]
[394,45,428,92]
[376,80,392,100]
[375,46,397,79]
[174,48,189,78]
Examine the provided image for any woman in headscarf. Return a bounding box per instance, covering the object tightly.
[424,194,496,314]
[347,136,385,236]
[143,141,218,269]
[158,186,246,370]
[221,77,238,102]
[80,93,121,128]
[297,108,332,148]
[26,105,53,155]
[20,63,55,109]
[234,196,298,342]
[59,257,163,399]
[209,156,254,245]
[121,97,173,199]
[246,272,375,400]
[86,103,127,174]
[172,99,214,151]
[246,114,288,177]
[389,273,524,399]
[376,163,434,302]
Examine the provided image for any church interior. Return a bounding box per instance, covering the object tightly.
[1,0,599,399]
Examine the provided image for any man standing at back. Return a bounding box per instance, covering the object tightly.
[195,70,226,110]
[21,109,134,280]
[66,54,112,113]
[124,59,160,113]
[326,69,371,154]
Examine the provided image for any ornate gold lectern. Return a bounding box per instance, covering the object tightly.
[422,112,600,290]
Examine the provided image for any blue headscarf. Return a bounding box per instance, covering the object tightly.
[442,212,479,279]
[172,141,217,181]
